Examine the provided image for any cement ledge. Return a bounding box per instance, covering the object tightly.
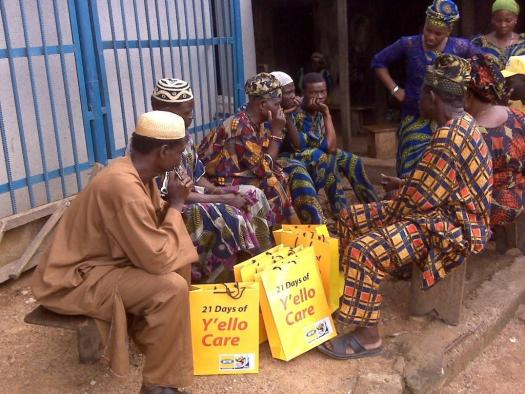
[402,255,525,393]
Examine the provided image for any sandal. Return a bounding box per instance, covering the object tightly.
[317,332,383,360]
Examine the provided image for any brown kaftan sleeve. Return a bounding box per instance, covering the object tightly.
[107,201,198,275]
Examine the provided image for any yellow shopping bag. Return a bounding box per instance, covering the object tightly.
[258,247,337,361]
[273,224,329,244]
[190,282,259,375]
[279,229,344,312]
[234,246,299,343]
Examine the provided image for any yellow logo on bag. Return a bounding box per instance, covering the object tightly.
[218,354,256,371]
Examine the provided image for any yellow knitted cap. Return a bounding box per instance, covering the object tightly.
[135,111,186,140]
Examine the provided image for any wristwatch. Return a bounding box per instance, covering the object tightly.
[391,85,400,96]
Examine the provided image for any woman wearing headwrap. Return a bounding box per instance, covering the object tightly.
[372,0,480,177]
[319,54,492,360]
[472,0,525,69]
[465,54,525,226]
[151,78,274,283]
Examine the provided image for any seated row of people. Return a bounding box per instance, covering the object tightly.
[153,71,378,283]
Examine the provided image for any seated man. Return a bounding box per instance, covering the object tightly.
[151,78,274,282]
[270,71,327,224]
[198,72,299,225]
[31,111,198,393]
[318,54,492,359]
[290,72,378,216]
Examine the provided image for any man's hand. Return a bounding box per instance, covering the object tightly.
[380,173,404,192]
[222,193,249,211]
[268,108,286,135]
[309,98,330,116]
[167,171,193,211]
[283,96,302,114]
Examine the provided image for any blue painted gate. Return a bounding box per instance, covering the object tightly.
[0,0,245,218]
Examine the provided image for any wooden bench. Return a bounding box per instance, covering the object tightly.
[409,262,467,326]
[364,124,397,160]
[25,305,102,364]
[494,214,525,254]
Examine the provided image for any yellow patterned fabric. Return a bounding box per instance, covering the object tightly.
[337,113,492,327]
[244,72,282,99]
[424,53,472,96]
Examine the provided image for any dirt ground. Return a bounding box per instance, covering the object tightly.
[444,315,525,394]
[0,270,403,394]
[1,249,523,394]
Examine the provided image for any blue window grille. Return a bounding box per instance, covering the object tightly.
[0,0,245,218]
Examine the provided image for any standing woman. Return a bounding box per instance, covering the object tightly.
[372,0,480,177]
[472,0,525,68]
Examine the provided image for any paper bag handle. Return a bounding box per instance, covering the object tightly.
[213,283,246,299]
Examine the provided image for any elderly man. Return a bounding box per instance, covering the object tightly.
[198,72,300,224]
[150,78,274,282]
[318,54,492,359]
[32,111,197,393]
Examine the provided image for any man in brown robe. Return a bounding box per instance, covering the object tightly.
[31,111,198,393]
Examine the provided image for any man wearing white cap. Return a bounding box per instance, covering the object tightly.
[32,111,198,393]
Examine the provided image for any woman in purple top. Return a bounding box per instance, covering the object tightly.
[372,0,480,177]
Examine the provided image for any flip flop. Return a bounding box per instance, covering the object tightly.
[317,332,383,360]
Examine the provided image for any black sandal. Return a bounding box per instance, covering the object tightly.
[317,332,383,360]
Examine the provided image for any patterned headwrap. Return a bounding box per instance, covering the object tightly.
[492,0,520,15]
[424,54,472,96]
[244,72,282,99]
[425,0,460,29]
[468,54,511,104]
[152,78,193,103]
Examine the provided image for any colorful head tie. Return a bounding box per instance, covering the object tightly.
[468,54,510,104]
[425,0,460,29]
[424,53,471,96]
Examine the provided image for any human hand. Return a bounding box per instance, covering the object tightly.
[167,170,193,210]
[268,107,286,134]
[380,173,404,192]
[308,97,329,115]
[283,96,303,114]
[222,193,249,211]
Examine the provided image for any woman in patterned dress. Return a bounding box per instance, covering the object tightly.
[372,0,480,177]
[151,78,274,283]
[466,54,525,226]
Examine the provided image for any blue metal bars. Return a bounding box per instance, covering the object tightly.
[0,0,244,218]
[0,0,94,216]
[95,0,243,155]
